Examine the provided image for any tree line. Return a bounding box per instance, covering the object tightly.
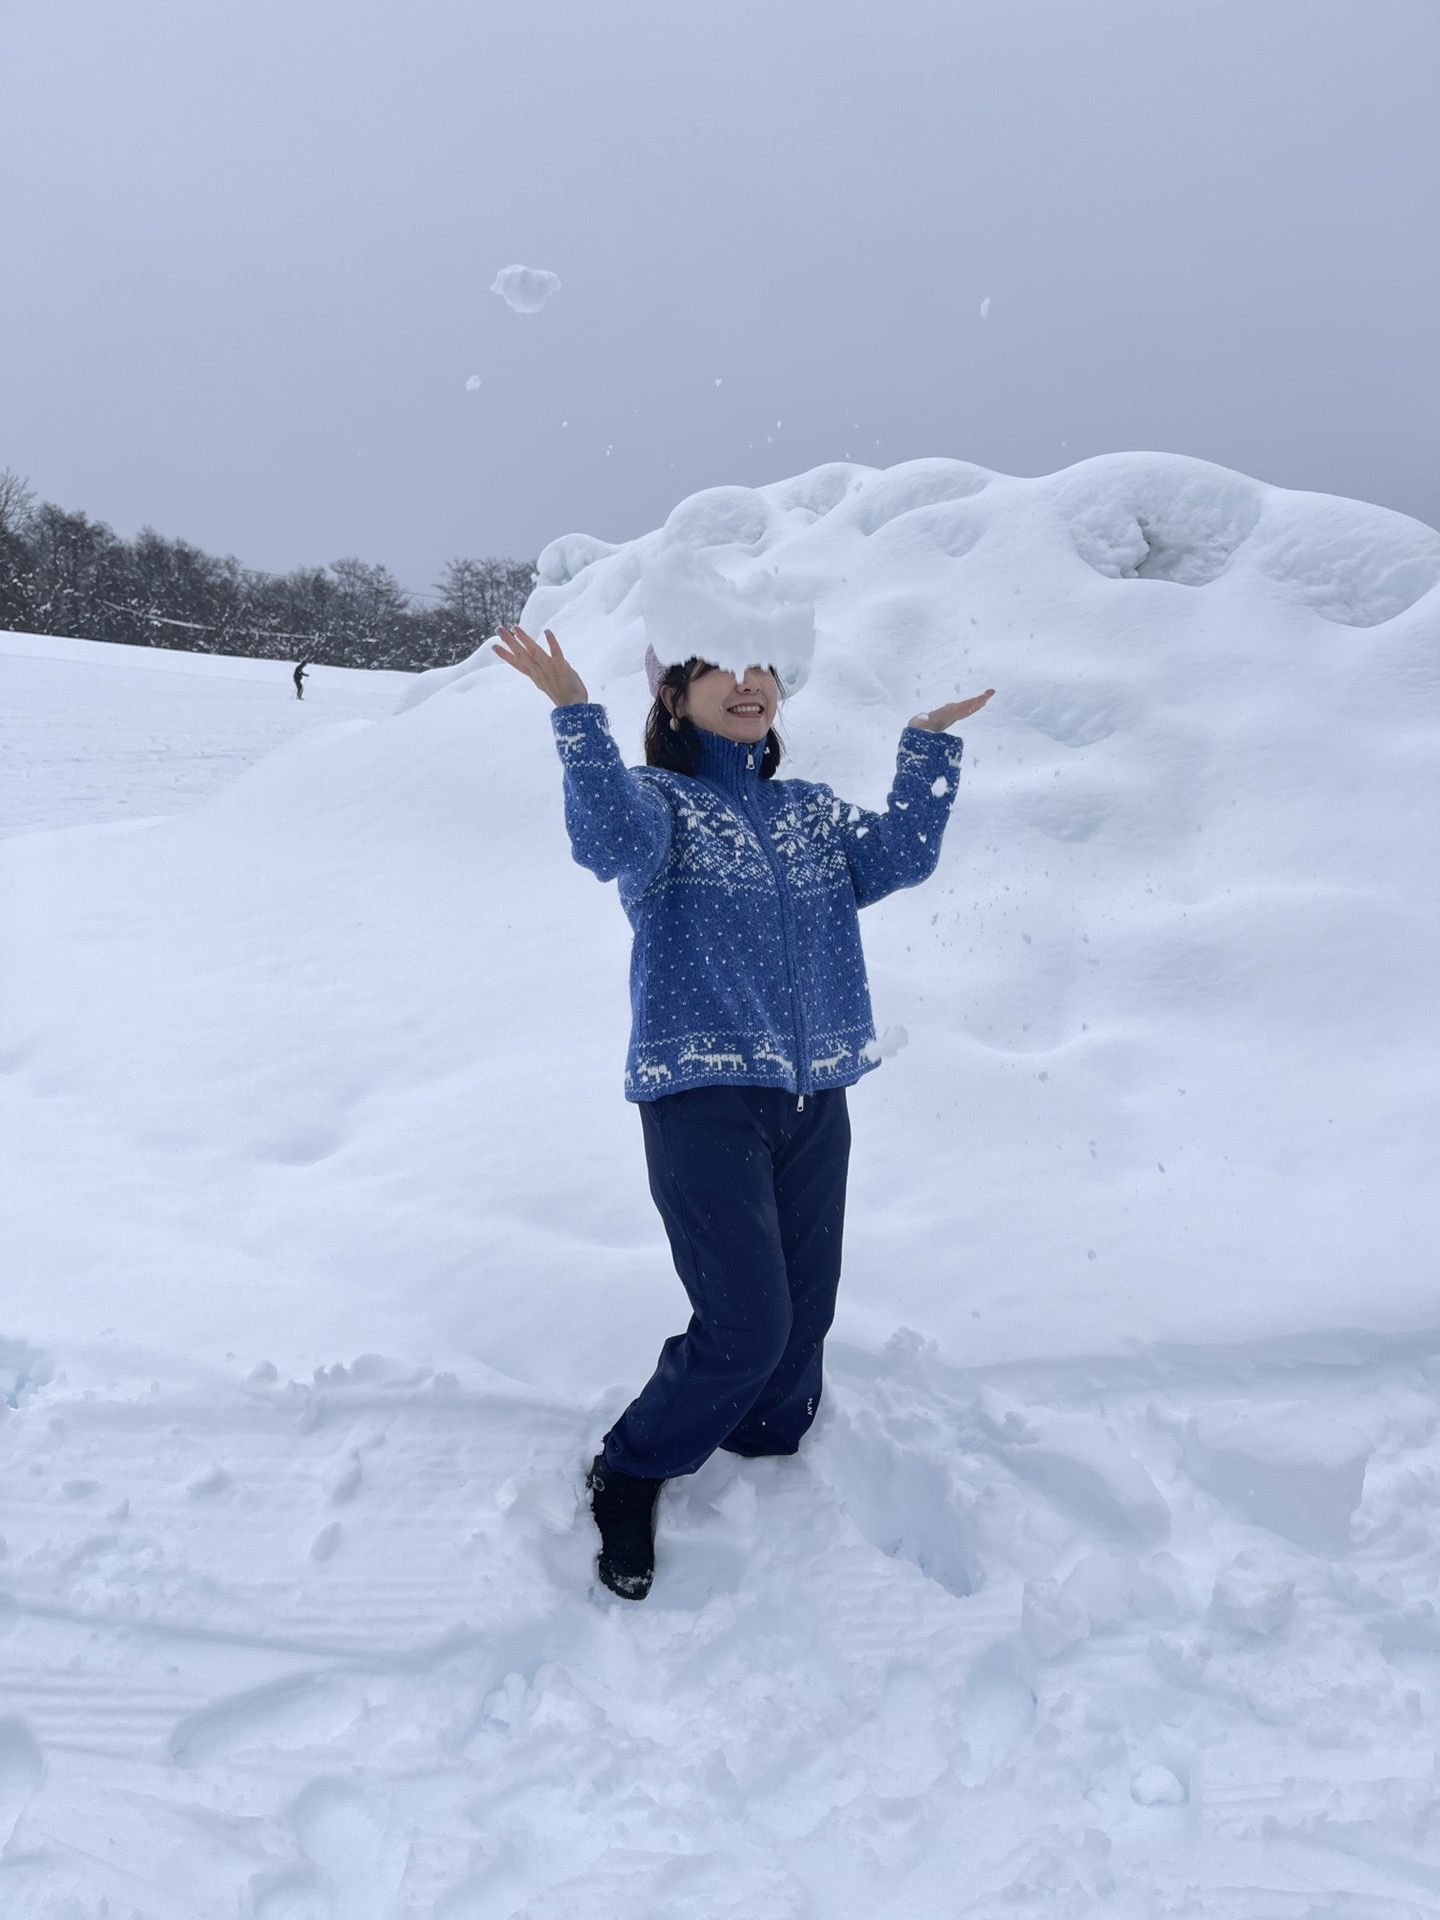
[0,469,533,672]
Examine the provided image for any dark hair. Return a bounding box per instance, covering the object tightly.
[643,658,784,778]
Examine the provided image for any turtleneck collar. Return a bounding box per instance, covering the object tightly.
[693,726,764,795]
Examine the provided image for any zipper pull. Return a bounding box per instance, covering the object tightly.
[797,1094,805,1112]
[746,748,755,770]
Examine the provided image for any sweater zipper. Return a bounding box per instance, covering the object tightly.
[740,747,813,1101]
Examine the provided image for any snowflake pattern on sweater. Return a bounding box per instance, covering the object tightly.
[550,704,965,1101]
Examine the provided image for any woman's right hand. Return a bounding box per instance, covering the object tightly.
[493,626,589,707]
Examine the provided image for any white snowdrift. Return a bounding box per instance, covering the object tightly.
[4,452,1440,1916]
[13,451,1436,1376]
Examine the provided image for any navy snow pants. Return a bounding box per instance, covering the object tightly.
[603,1084,851,1480]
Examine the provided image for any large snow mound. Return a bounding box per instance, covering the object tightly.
[397,451,1440,1367]
[5,452,1440,1915]
[7,452,1440,1380]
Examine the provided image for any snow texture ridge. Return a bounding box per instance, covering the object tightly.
[3,447,1440,1912]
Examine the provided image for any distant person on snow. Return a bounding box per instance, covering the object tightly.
[293,659,310,701]
[495,624,993,1601]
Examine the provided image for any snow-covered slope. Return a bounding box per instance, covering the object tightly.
[3,454,1440,1915]
[0,630,409,835]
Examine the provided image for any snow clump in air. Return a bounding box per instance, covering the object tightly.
[490,264,562,313]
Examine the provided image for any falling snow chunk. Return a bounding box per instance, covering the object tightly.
[465,374,481,391]
[490,263,561,313]
[861,1025,908,1063]
[980,296,991,317]
[639,536,815,686]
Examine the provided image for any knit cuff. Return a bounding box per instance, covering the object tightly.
[550,702,613,766]
[899,723,965,776]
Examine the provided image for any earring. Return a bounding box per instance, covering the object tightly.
[669,716,680,732]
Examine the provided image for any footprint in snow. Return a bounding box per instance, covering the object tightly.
[187,1465,232,1499]
[328,1457,362,1505]
[290,1778,408,1918]
[169,1672,355,1768]
[252,1876,328,1920]
[0,1719,43,1851]
[957,1643,1036,1785]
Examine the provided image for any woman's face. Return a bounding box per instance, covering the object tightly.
[672,663,778,744]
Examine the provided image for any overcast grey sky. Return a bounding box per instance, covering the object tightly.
[2,0,1436,589]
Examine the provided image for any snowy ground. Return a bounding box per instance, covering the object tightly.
[4,454,1440,1916]
[0,632,409,836]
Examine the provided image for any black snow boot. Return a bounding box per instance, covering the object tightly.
[587,1453,662,1600]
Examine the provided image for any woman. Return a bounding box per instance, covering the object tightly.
[494,623,993,1600]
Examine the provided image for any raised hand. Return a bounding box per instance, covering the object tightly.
[910,688,995,732]
[493,626,589,707]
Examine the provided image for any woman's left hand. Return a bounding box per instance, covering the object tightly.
[910,688,995,731]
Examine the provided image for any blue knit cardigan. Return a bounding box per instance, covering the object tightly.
[551,703,965,1102]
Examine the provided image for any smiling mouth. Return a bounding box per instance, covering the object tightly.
[728,702,766,716]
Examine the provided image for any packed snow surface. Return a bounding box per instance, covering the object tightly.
[4,451,1440,1915]
[490,264,561,314]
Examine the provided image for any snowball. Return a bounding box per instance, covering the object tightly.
[465,374,482,390]
[1061,1552,1132,1631]
[490,264,561,314]
[1022,1576,1089,1660]
[1210,1548,1296,1635]
[1131,1765,1186,1806]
